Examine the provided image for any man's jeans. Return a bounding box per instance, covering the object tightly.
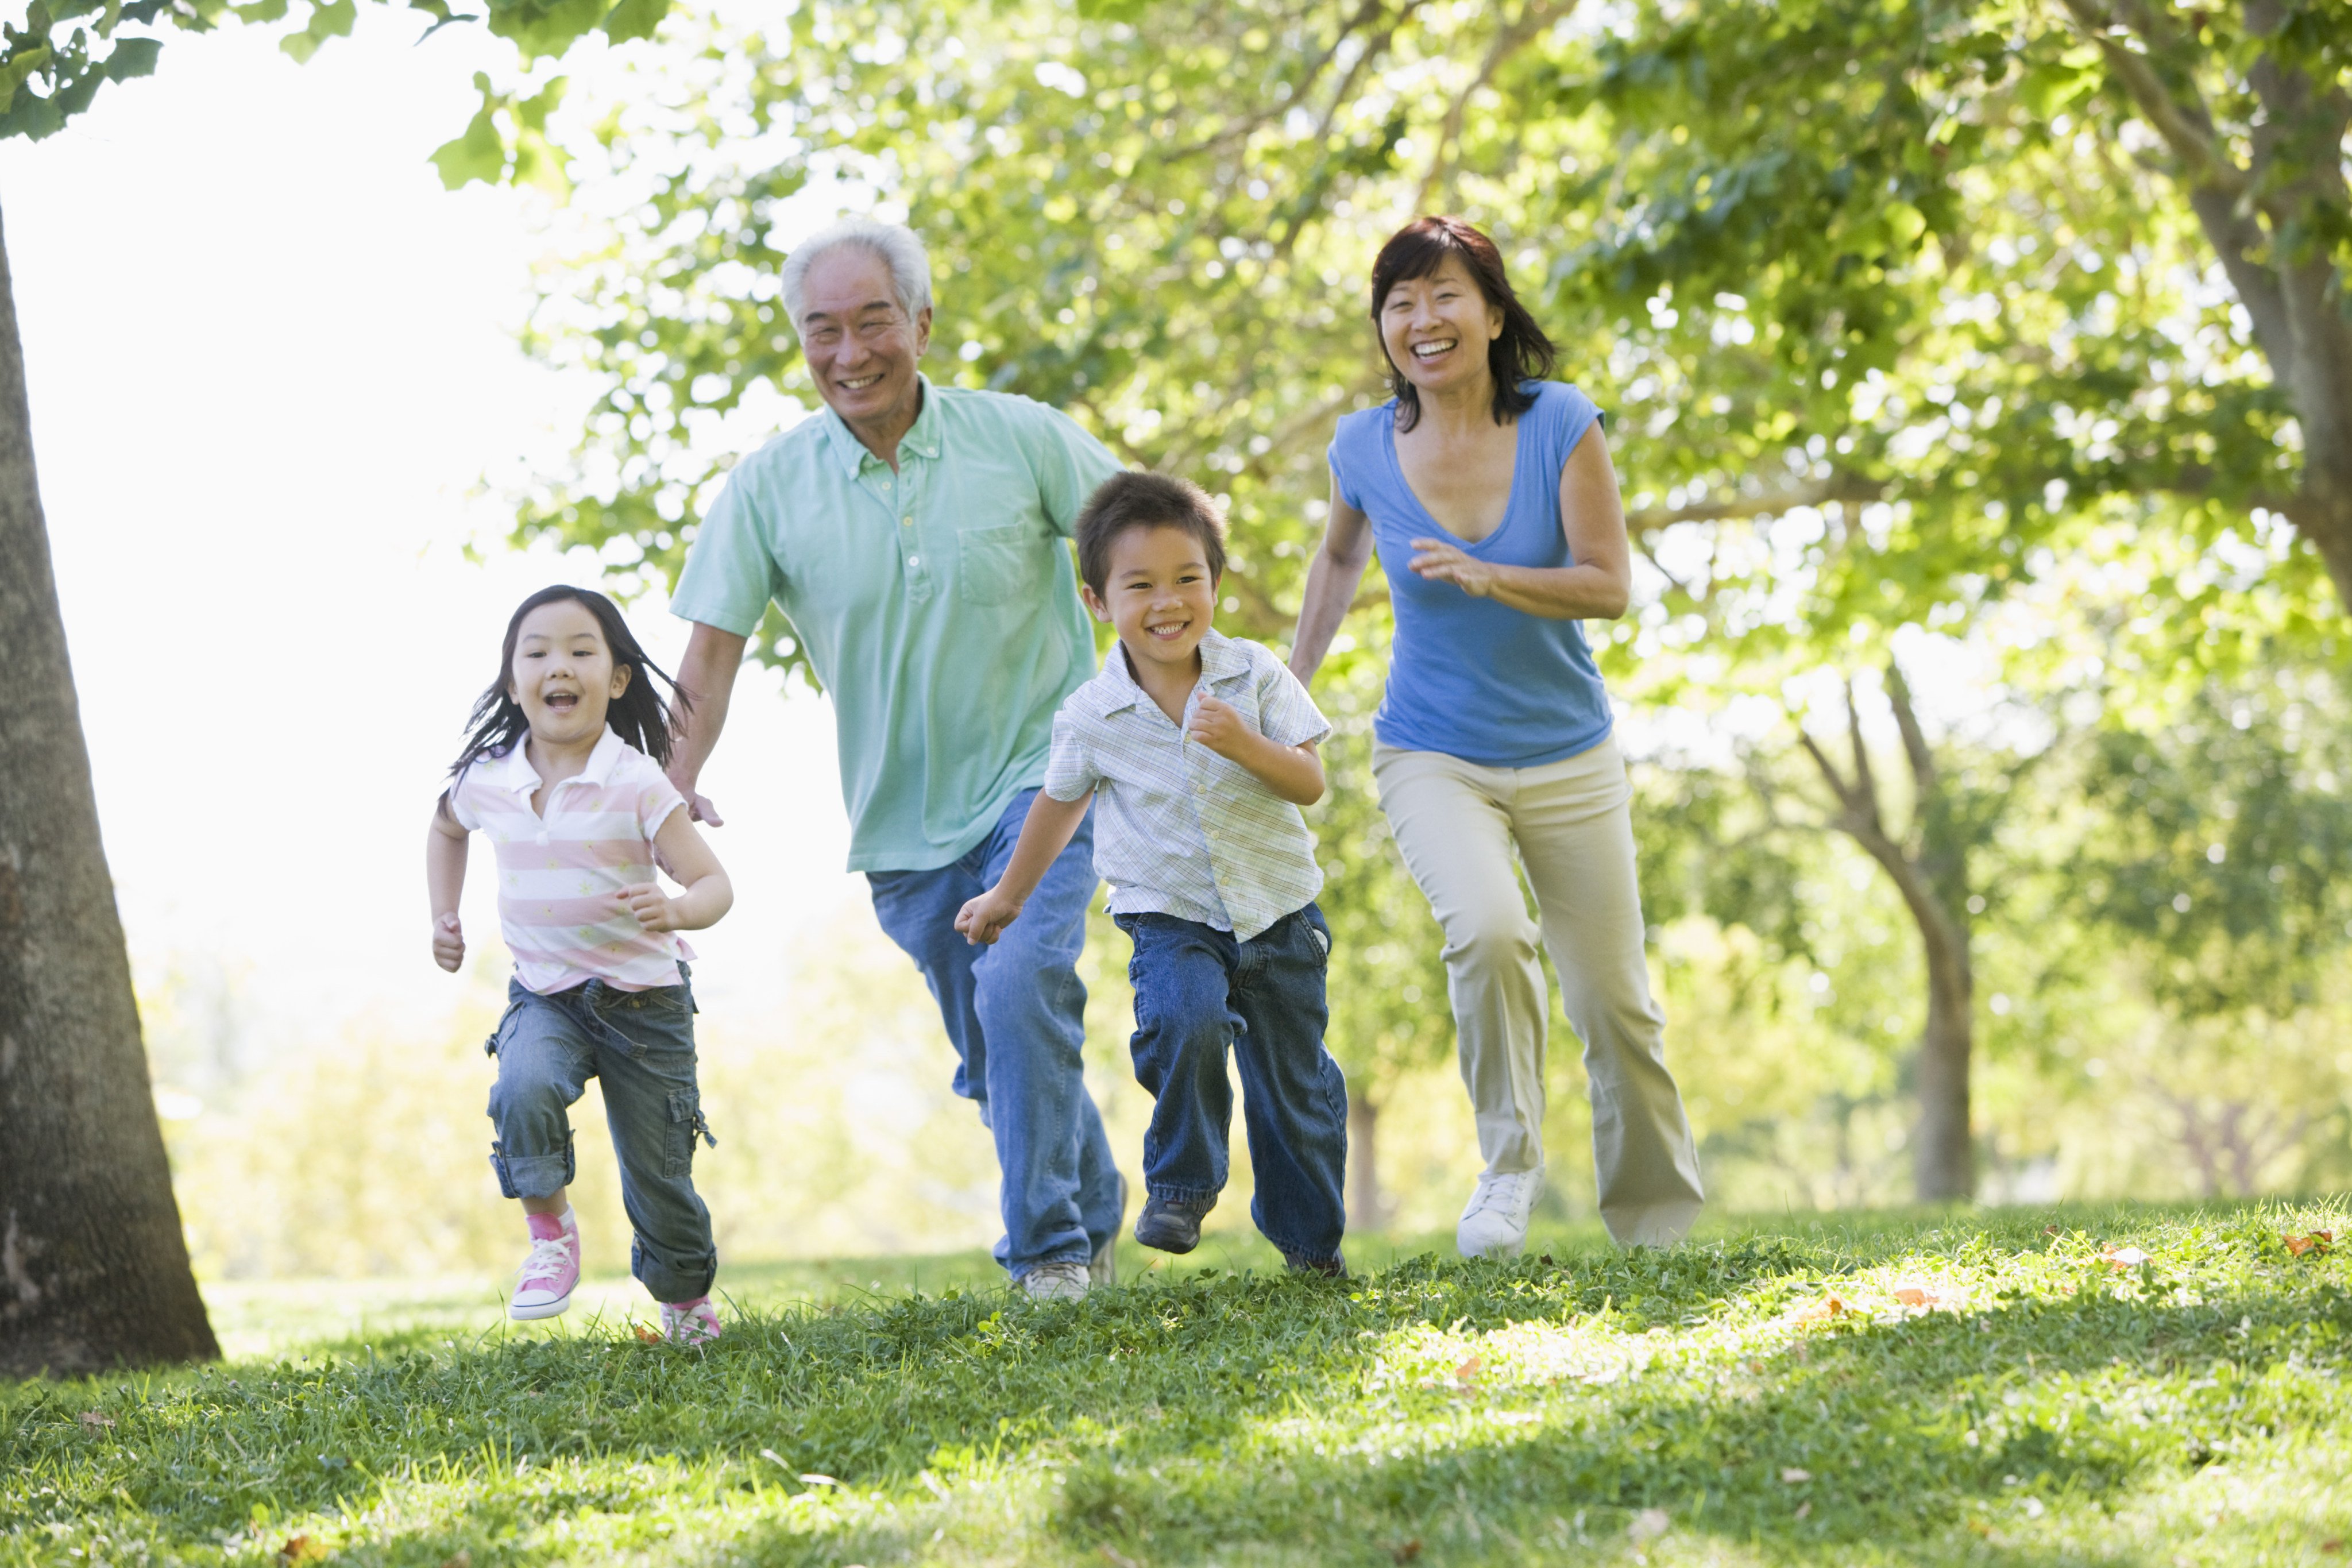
[867,787,1123,1278]
[1115,903,1348,1266]
[485,972,717,1303]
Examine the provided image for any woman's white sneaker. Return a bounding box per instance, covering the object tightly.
[1457,1167,1543,1258]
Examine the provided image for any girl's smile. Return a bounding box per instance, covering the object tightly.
[509,601,632,753]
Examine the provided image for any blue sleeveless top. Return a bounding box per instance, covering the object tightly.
[1327,380,1615,768]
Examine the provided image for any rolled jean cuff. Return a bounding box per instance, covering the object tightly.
[491,1142,574,1202]
[635,1247,717,1304]
[1145,1181,1222,1205]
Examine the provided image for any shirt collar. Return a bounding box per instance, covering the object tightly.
[491,728,626,795]
[1094,627,1248,715]
[818,373,940,476]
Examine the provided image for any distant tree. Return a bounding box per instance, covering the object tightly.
[0,0,670,1376]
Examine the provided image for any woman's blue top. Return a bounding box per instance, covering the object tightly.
[1327,380,1615,768]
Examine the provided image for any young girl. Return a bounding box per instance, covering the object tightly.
[426,585,733,1343]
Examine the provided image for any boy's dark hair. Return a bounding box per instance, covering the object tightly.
[1370,214,1557,433]
[1075,471,1229,597]
[447,585,689,786]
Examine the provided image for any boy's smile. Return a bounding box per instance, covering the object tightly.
[1084,524,1220,700]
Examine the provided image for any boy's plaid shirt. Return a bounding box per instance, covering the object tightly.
[1042,628,1330,941]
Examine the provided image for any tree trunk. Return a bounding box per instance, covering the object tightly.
[0,204,218,1376]
[1910,909,1974,1202]
[1347,1088,1388,1231]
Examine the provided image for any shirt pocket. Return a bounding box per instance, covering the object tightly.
[954,520,1046,607]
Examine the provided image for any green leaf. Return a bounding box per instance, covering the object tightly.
[428,78,505,188]
[599,0,665,44]
[484,0,608,60]
[102,36,159,80]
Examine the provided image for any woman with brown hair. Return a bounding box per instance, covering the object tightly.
[1287,215,1704,1254]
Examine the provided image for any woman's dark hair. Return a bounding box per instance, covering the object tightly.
[1075,470,1228,596]
[446,585,688,785]
[1370,215,1557,432]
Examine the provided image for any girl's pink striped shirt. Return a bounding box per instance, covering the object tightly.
[447,729,694,994]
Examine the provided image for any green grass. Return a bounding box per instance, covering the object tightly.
[7,1202,2351,1565]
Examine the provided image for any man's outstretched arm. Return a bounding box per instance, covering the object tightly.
[670,623,750,825]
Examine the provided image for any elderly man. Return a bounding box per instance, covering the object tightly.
[666,218,1127,1300]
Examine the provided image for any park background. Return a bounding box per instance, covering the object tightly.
[8,0,2352,1301]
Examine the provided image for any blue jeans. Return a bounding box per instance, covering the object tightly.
[485,972,717,1303]
[1115,904,1349,1265]
[867,787,1123,1278]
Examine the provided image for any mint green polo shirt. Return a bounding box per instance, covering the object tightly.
[671,376,1123,872]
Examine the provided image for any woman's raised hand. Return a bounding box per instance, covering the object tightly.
[1408,537,1499,599]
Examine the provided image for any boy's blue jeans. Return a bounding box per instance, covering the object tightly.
[485,972,717,1304]
[1115,903,1349,1265]
[866,787,1123,1280]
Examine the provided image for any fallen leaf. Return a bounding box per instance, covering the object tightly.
[1781,1467,1813,1484]
[1794,1501,1813,1520]
[2099,1245,2151,1269]
[1628,1508,1670,1544]
[438,1554,472,1568]
[632,1324,664,1344]
[1787,1292,1849,1324]
[2285,1231,2334,1258]
[1391,1542,1423,1565]
[1454,1355,1484,1385]
[2042,1225,2061,1237]
[278,1539,329,1566]
[2319,1538,2342,1554]
[77,1411,113,1431]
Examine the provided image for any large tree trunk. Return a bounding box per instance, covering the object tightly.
[1346,1088,1389,1231]
[1909,906,1974,1202]
[0,205,218,1376]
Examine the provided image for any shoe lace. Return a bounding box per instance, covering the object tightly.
[1467,1168,1539,1218]
[520,1234,574,1281]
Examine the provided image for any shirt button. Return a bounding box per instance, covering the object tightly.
[902,515,914,527]
[535,830,550,846]
[909,554,922,567]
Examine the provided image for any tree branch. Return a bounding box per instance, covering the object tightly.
[1625,472,1890,538]
[1884,658,1936,801]
[1409,0,1563,213]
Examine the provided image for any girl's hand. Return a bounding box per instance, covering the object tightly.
[432,912,465,972]
[619,883,681,931]
[1408,537,1498,598]
[955,886,1024,947]
[1187,694,1256,759]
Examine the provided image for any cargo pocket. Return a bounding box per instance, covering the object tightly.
[665,1088,705,1179]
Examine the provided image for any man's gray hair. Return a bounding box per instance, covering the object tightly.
[779,218,934,329]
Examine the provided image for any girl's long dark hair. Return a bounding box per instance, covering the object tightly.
[1370,215,1557,433]
[446,585,689,786]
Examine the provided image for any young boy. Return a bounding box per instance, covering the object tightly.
[955,472,1349,1275]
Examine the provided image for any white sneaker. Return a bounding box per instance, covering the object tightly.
[1020,1261,1091,1301]
[1458,1166,1544,1258]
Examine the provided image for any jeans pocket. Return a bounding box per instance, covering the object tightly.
[664,1088,704,1180]
[484,997,523,1058]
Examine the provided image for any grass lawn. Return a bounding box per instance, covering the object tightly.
[6,1201,2350,1565]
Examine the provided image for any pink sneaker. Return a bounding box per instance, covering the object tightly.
[509,1209,578,1322]
[661,1296,721,1345]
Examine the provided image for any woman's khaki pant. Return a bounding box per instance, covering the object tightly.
[1374,736,1704,1246]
